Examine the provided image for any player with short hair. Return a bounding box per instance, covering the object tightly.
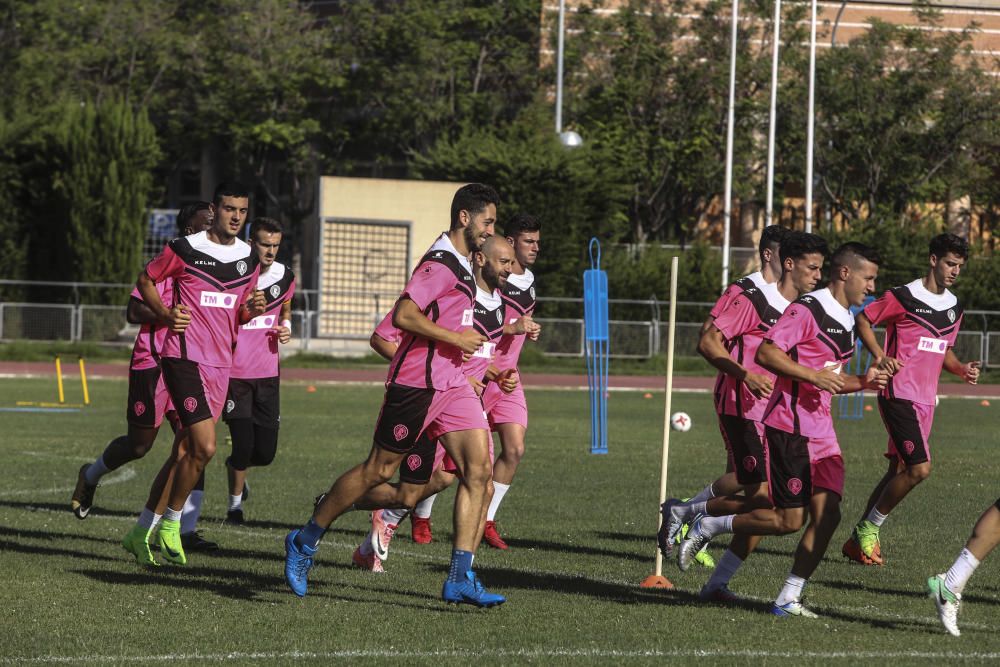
[402,212,542,548]
[222,217,295,524]
[678,242,888,617]
[661,232,828,598]
[927,499,1000,636]
[121,182,264,567]
[72,202,218,549]
[673,225,789,521]
[284,183,508,607]
[843,233,978,566]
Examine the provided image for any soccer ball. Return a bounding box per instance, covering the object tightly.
[670,412,692,432]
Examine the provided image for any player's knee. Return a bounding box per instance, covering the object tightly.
[461,458,492,488]
[502,439,525,463]
[250,426,278,467]
[777,511,805,534]
[129,440,154,459]
[906,462,931,484]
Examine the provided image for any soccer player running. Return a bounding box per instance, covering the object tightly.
[72,203,217,546]
[842,233,978,566]
[927,499,1000,636]
[661,232,827,599]
[222,217,295,524]
[354,235,522,571]
[121,182,264,567]
[403,213,542,548]
[661,225,787,550]
[678,242,888,617]
[284,183,507,607]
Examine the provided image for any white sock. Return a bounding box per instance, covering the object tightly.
[163,507,182,523]
[414,494,437,519]
[359,534,373,556]
[84,456,110,485]
[775,574,807,606]
[383,508,407,526]
[229,494,242,511]
[699,514,734,538]
[706,550,744,589]
[866,507,888,527]
[181,491,203,534]
[689,483,716,504]
[944,548,980,596]
[487,482,510,521]
[688,500,708,519]
[137,508,161,531]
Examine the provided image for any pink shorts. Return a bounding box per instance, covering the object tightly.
[421,382,489,441]
[482,381,528,429]
[811,454,845,498]
[161,358,230,427]
[434,432,496,476]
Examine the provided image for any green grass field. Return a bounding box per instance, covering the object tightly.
[1,377,998,665]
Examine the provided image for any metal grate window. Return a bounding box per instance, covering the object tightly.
[318,218,411,338]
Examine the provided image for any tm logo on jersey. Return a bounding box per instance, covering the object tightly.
[473,341,496,359]
[242,315,275,330]
[200,291,235,308]
[918,336,947,354]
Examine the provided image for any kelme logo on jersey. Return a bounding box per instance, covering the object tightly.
[269,284,281,298]
[236,260,248,276]
[918,336,947,354]
[200,291,235,308]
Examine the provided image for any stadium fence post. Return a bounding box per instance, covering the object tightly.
[642,255,678,589]
[584,238,609,454]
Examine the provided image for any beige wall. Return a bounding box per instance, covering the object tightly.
[318,176,464,271]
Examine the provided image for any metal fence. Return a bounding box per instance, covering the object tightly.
[1,279,998,366]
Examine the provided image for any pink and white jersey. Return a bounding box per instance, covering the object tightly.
[493,269,536,370]
[864,279,963,406]
[144,231,260,368]
[763,288,856,444]
[709,271,767,319]
[129,278,174,371]
[713,282,790,421]
[386,234,477,391]
[464,286,506,380]
[231,262,296,380]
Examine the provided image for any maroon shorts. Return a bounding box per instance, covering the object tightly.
[718,413,768,485]
[764,427,844,509]
[878,396,934,465]
[160,358,229,427]
[126,366,174,428]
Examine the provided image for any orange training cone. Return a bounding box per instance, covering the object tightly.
[640,574,673,589]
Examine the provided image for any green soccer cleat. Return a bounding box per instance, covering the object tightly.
[157,518,187,565]
[695,547,716,569]
[855,520,881,559]
[122,525,160,567]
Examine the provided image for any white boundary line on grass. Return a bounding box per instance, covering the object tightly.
[0,466,135,497]
[4,647,1000,663]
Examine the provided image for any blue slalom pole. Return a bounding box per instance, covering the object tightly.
[584,238,609,454]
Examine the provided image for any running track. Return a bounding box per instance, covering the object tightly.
[2,361,997,398]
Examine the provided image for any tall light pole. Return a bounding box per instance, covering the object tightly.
[765,0,782,226]
[721,0,740,289]
[555,0,582,147]
[805,0,818,233]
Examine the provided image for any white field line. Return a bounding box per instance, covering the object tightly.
[1,466,136,497]
[2,499,993,635]
[4,647,1000,664]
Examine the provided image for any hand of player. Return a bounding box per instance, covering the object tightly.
[164,304,191,333]
[514,315,542,339]
[963,360,981,385]
[862,366,889,390]
[247,290,267,317]
[497,368,519,394]
[272,325,291,344]
[812,365,846,393]
[454,328,487,355]
[468,376,486,397]
[876,355,904,375]
[742,371,773,399]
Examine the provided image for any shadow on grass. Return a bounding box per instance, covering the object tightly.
[819,577,1000,607]
[0,499,134,519]
[200,514,368,538]
[0,539,119,563]
[0,524,122,547]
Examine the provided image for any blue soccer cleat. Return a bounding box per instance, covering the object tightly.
[285,530,317,597]
[441,570,506,607]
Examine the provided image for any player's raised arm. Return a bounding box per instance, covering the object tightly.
[393,297,485,354]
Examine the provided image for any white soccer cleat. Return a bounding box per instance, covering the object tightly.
[369,510,397,562]
[677,515,711,572]
[657,498,687,556]
[771,600,819,618]
[927,573,961,637]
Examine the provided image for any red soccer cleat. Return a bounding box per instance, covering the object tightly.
[482,520,509,550]
[411,515,433,544]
